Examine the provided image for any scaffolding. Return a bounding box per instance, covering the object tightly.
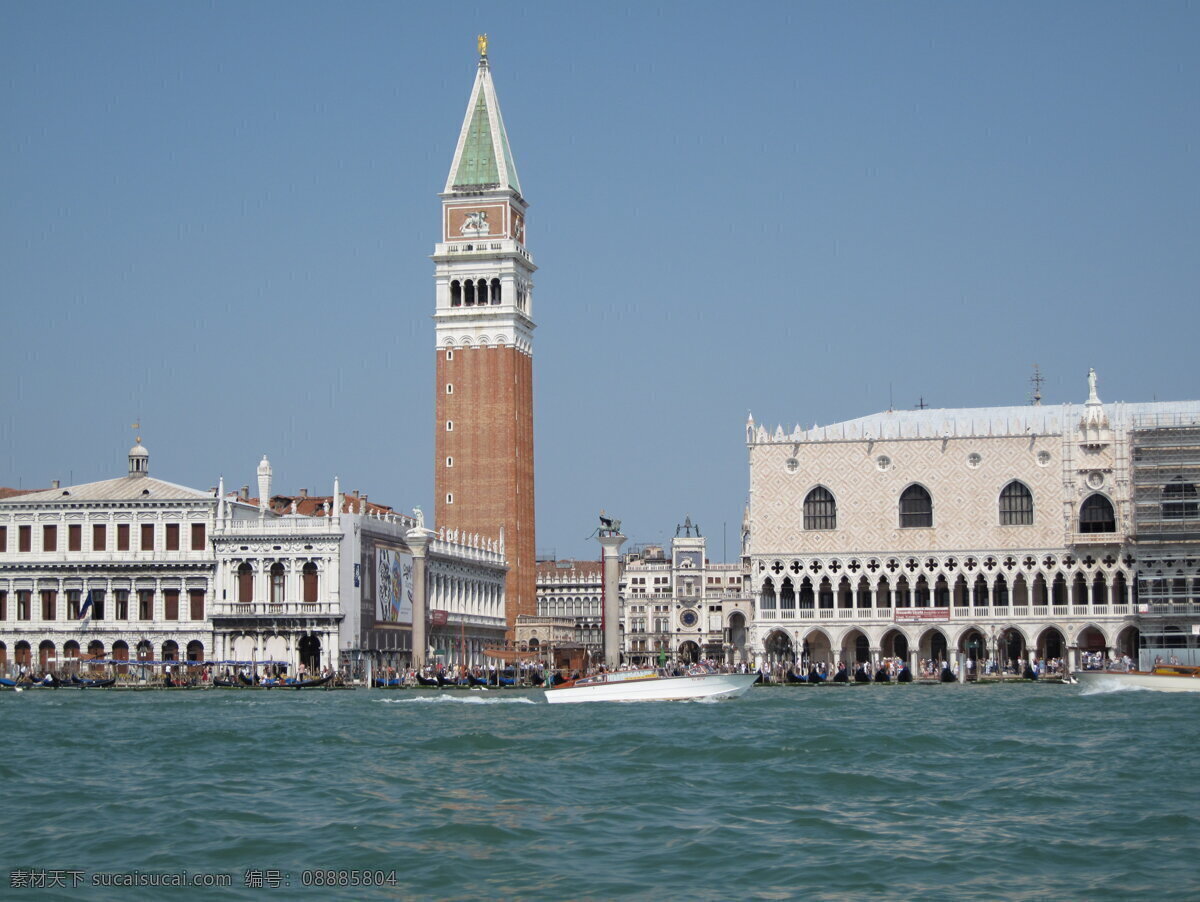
[1130,421,1200,607]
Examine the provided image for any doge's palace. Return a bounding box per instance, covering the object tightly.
[744,371,1200,672]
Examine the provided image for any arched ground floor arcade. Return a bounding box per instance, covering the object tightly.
[748,617,1145,674]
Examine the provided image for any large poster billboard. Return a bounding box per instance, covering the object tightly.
[376,546,414,626]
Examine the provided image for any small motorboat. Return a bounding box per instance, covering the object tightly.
[1075,664,1200,693]
[544,667,758,704]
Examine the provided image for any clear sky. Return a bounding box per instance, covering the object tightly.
[3,1,1197,561]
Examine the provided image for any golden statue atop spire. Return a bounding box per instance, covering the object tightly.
[477,33,488,58]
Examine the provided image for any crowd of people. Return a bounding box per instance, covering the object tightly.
[760,654,1069,683]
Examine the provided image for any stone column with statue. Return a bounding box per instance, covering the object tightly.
[407,517,436,670]
[594,511,627,670]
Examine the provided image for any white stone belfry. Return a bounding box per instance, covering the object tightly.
[432,41,537,357]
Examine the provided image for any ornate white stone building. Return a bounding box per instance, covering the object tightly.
[744,372,1200,672]
[0,442,220,674]
[0,444,508,678]
[620,518,752,665]
[535,558,603,653]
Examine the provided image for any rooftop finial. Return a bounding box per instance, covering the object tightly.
[477,33,488,59]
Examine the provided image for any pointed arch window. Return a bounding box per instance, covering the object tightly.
[760,578,776,611]
[803,487,837,530]
[999,480,1034,526]
[1079,494,1116,533]
[899,485,933,528]
[1163,477,1199,520]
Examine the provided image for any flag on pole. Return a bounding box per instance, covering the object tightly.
[78,591,94,620]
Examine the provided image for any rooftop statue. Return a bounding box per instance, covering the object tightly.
[587,510,622,539]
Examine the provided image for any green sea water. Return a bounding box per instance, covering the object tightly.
[1,682,1198,901]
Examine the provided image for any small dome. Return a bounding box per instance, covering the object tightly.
[128,438,149,477]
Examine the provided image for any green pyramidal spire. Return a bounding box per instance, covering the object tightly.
[445,47,522,196]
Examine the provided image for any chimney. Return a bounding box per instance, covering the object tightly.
[299,488,308,499]
[51,480,60,489]
[240,485,249,501]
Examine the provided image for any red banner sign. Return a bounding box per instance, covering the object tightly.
[430,609,449,627]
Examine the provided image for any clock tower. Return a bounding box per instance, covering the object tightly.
[433,37,536,638]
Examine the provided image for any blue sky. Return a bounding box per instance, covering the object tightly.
[3,1,1197,560]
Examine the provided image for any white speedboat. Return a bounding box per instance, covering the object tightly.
[1075,664,1200,693]
[543,668,758,704]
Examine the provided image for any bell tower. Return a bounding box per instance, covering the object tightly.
[433,36,537,637]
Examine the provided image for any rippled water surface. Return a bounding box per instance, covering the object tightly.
[2,682,1199,900]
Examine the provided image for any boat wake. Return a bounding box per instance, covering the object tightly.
[374,695,538,706]
[1078,680,1151,696]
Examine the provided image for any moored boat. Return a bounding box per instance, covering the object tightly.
[544,668,757,704]
[1075,664,1200,693]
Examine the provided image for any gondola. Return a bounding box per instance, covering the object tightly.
[213,678,239,687]
[435,673,451,687]
[896,666,913,683]
[238,672,255,686]
[70,674,115,688]
[785,669,806,684]
[415,674,440,687]
[1022,664,1038,680]
[832,668,849,683]
[467,673,488,687]
[807,668,825,684]
[373,677,403,688]
[940,666,957,683]
[74,676,115,688]
[0,677,16,688]
[854,667,871,683]
[874,669,891,683]
[290,673,333,689]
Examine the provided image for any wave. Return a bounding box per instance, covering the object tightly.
[1078,680,1152,695]
[374,694,538,705]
